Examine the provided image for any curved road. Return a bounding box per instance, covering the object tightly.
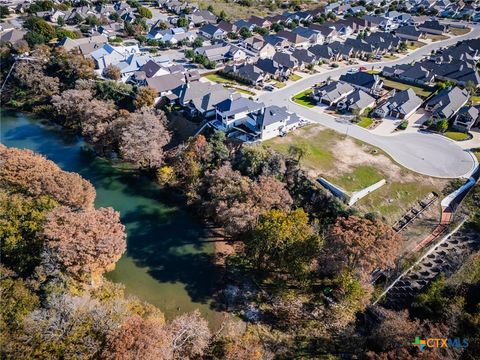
[258,24,480,178]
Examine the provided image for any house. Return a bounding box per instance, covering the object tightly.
[308,44,337,62]
[248,15,271,29]
[189,10,217,26]
[361,15,391,31]
[452,106,479,132]
[291,49,317,67]
[364,32,401,54]
[292,27,324,45]
[249,105,302,140]
[424,87,469,119]
[194,43,231,62]
[276,30,310,49]
[382,62,436,87]
[137,60,170,79]
[215,97,265,129]
[394,25,425,41]
[263,35,290,50]
[256,58,290,80]
[243,35,276,59]
[337,90,376,114]
[148,27,195,44]
[58,34,108,52]
[272,52,300,71]
[234,20,255,32]
[228,46,247,63]
[217,20,238,33]
[309,24,338,43]
[418,20,447,35]
[173,81,238,118]
[344,38,377,59]
[146,73,185,100]
[0,28,26,44]
[199,24,225,40]
[374,89,423,119]
[89,43,140,70]
[313,81,355,106]
[223,63,266,85]
[339,72,384,96]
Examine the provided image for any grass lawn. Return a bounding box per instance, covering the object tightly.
[426,34,449,42]
[472,148,480,162]
[450,27,471,36]
[265,124,447,223]
[366,70,381,74]
[357,117,374,128]
[205,73,246,88]
[407,41,426,50]
[292,89,316,108]
[326,165,384,192]
[228,86,255,96]
[382,54,399,60]
[444,131,470,141]
[289,73,302,81]
[273,80,286,88]
[471,96,480,104]
[381,77,433,98]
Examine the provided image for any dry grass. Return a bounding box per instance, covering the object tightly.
[265,124,447,223]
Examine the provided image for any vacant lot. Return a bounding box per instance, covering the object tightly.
[381,77,433,98]
[265,125,447,223]
[450,27,471,36]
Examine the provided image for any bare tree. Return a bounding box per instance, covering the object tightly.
[167,309,211,359]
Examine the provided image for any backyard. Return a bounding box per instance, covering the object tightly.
[381,77,434,98]
[265,125,447,223]
[204,73,255,96]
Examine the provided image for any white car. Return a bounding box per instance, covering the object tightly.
[347,67,359,74]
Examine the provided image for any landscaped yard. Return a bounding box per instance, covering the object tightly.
[381,77,433,98]
[265,125,447,223]
[273,80,286,88]
[450,27,471,36]
[471,96,480,104]
[292,89,316,108]
[357,117,374,128]
[444,131,470,141]
[472,148,480,162]
[289,73,302,81]
[205,73,246,87]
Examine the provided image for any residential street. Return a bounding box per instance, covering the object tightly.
[258,24,480,178]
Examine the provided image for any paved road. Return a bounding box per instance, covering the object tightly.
[258,25,480,178]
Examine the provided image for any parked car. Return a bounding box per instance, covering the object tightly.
[264,84,275,91]
[347,67,359,74]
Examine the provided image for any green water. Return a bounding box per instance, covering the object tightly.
[0,109,222,325]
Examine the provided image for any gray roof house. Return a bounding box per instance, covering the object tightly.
[223,63,266,85]
[452,106,479,132]
[313,81,355,106]
[195,43,231,62]
[339,72,384,96]
[418,20,447,35]
[272,52,300,70]
[146,73,185,98]
[173,82,238,118]
[215,97,265,129]
[425,87,469,119]
[189,10,217,25]
[374,89,423,119]
[337,89,376,114]
[199,24,225,39]
[394,25,424,41]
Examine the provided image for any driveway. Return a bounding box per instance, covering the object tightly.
[258,24,480,178]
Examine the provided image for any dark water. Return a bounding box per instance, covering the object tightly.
[0,109,222,324]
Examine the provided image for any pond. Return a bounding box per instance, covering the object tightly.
[0,109,223,326]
